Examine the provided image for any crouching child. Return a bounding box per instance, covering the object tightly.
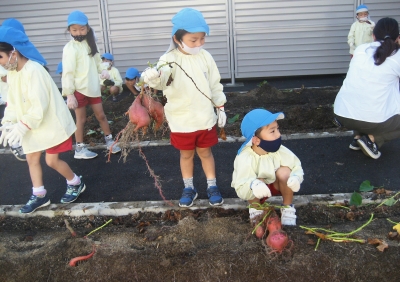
[231,109,304,225]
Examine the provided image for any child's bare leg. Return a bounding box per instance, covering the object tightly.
[180,149,195,178]
[45,153,74,180]
[91,103,111,136]
[273,166,293,205]
[74,107,87,143]
[195,147,215,179]
[26,151,43,187]
[110,86,119,96]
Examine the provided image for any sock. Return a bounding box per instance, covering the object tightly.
[105,134,113,140]
[76,142,85,152]
[183,177,194,189]
[67,174,81,186]
[207,178,216,188]
[32,186,47,197]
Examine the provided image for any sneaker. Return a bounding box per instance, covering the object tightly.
[10,145,27,161]
[349,138,360,151]
[357,136,381,159]
[105,137,121,154]
[19,195,51,214]
[178,187,198,207]
[207,186,224,206]
[74,146,98,159]
[280,205,297,226]
[60,180,86,203]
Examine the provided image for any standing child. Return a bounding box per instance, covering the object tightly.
[0,26,86,214]
[100,52,123,102]
[231,109,304,225]
[142,8,227,207]
[62,10,121,159]
[348,5,375,57]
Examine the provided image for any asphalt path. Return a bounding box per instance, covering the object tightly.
[1,136,399,206]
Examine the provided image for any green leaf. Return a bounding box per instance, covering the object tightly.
[350,192,362,206]
[359,180,374,192]
[383,198,397,206]
[228,114,240,124]
[86,129,96,135]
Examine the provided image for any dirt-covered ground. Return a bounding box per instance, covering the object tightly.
[1,84,400,281]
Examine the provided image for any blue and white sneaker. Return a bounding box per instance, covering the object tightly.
[60,180,86,203]
[19,195,51,214]
[74,146,98,159]
[207,186,224,206]
[178,187,198,207]
[105,137,121,154]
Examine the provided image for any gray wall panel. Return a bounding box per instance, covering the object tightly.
[363,0,400,23]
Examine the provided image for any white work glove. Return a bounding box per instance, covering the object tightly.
[66,95,78,110]
[141,67,160,84]
[0,122,13,147]
[216,107,226,128]
[100,69,110,80]
[250,179,272,199]
[5,121,29,146]
[287,175,301,192]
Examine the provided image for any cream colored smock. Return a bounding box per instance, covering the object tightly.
[2,60,76,154]
[231,145,304,201]
[347,20,375,55]
[62,39,103,97]
[147,48,226,133]
[100,66,123,93]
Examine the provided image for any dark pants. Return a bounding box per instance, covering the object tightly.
[335,114,400,147]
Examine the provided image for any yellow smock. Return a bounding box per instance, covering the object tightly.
[100,66,123,93]
[347,20,375,55]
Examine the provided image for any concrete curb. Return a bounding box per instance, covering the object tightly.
[0,192,385,218]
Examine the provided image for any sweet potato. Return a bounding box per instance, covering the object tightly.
[255,225,266,239]
[266,213,282,233]
[141,94,164,131]
[127,95,151,133]
[266,230,289,253]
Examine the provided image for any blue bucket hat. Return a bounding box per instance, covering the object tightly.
[2,18,26,34]
[56,62,63,74]
[171,8,209,36]
[125,67,139,79]
[67,10,88,26]
[356,5,368,14]
[101,53,114,61]
[0,26,47,66]
[238,109,284,154]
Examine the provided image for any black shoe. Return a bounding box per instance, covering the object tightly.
[10,146,27,161]
[349,139,360,151]
[357,136,381,159]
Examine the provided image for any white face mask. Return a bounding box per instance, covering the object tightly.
[358,16,369,22]
[180,41,203,55]
[3,50,18,71]
[101,62,110,69]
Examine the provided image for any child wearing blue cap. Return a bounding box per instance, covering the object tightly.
[0,26,86,214]
[142,8,227,207]
[348,5,375,57]
[231,109,304,226]
[124,67,141,96]
[100,53,123,102]
[62,10,121,159]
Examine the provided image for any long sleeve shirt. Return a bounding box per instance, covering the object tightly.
[147,48,226,133]
[347,20,375,55]
[231,145,304,201]
[62,40,103,97]
[100,66,123,93]
[3,60,76,154]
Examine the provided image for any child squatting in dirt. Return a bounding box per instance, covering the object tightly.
[231,109,304,226]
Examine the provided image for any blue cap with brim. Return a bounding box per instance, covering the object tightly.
[171,8,209,36]
[68,10,88,26]
[238,109,284,154]
[2,18,26,34]
[125,67,139,79]
[56,62,63,74]
[356,5,368,14]
[0,26,47,66]
[101,53,114,61]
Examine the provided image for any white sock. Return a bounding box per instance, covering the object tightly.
[67,174,81,185]
[32,186,47,197]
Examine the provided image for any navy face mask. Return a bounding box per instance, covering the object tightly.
[257,136,282,153]
[72,34,87,42]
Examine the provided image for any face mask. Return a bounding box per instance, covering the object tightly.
[101,62,110,69]
[358,16,368,22]
[180,41,203,55]
[71,34,87,42]
[3,51,18,71]
[257,136,282,153]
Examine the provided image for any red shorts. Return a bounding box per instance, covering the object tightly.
[46,136,73,154]
[170,126,218,150]
[74,91,102,108]
[260,183,282,204]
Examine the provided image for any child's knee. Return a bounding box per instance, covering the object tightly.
[276,166,291,181]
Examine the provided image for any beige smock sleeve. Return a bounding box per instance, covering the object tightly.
[100,67,123,93]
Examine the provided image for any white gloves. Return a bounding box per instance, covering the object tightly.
[2,121,29,146]
[287,175,301,192]
[141,67,160,84]
[67,95,78,110]
[100,69,110,80]
[250,179,272,199]
[216,107,226,128]
[0,122,13,147]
